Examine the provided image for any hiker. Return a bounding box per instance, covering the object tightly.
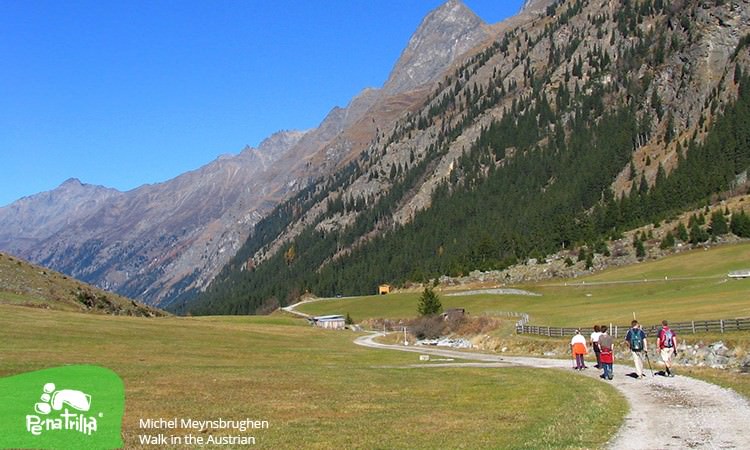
[590,325,602,369]
[598,325,614,380]
[624,320,648,378]
[570,329,588,370]
[657,320,678,377]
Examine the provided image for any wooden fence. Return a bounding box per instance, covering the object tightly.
[517,318,750,338]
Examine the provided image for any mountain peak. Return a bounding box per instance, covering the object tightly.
[382,0,488,95]
[257,130,308,155]
[60,177,84,188]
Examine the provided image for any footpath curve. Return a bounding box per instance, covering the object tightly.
[355,333,750,449]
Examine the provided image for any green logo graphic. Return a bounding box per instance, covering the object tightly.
[0,365,124,449]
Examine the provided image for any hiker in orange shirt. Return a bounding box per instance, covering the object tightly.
[570,329,588,370]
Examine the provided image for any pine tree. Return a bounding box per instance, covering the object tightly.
[578,247,587,262]
[731,210,750,237]
[659,231,675,249]
[676,222,689,241]
[689,221,709,244]
[709,211,728,236]
[417,287,442,316]
[635,239,646,259]
[585,252,594,269]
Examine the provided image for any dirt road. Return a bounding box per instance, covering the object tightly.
[355,333,750,449]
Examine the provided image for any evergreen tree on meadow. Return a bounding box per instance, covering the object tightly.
[417,287,442,316]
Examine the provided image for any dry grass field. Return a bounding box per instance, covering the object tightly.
[0,305,625,449]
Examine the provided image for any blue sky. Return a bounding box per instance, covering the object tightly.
[1,0,523,207]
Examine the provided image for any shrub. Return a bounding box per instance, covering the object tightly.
[410,315,446,340]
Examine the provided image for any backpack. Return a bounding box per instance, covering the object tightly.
[661,328,674,348]
[628,329,644,351]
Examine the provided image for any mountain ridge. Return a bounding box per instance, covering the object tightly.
[185,0,750,315]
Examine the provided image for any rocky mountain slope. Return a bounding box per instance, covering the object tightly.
[0,252,165,316]
[383,0,490,95]
[187,0,750,315]
[0,0,492,307]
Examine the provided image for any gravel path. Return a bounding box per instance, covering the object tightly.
[445,288,541,296]
[355,333,750,449]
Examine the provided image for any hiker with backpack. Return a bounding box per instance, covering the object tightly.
[598,325,614,380]
[624,320,648,378]
[570,329,588,370]
[657,320,678,377]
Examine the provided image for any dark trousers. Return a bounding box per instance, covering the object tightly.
[593,343,601,367]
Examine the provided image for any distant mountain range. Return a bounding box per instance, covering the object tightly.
[0,0,503,307]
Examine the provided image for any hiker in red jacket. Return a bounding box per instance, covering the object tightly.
[598,325,614,380]
[657,320,678,377]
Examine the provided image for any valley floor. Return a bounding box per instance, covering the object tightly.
[0,304,625,449]
[356,333,750,449]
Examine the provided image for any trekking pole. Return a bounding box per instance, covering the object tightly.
[644,350,654,377]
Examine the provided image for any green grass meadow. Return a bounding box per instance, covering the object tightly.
[298,243,750,402]
[299,243,750,327]
[0,305,625,449]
